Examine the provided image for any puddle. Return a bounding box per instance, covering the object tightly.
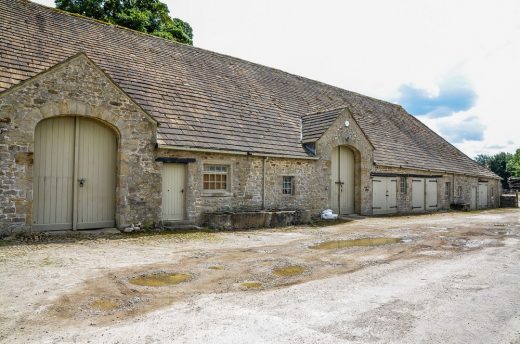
[273,265,306,277]
[240,281,262,289]
[129,273,192,287]
[91,299,119,311]
[208,265,224,270]
[310,237,401,250]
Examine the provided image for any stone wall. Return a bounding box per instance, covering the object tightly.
[0,55,502,233]
[372,165,501,211]
[0,54,160,234]
[314,108,375,214]
[157,149,323,223]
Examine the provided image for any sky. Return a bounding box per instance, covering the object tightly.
[33,0,520,159]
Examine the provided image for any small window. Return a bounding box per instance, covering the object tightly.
[445,182,451,200]
[203,164,229,190]
[457,185,462,198]
[400,177,407,193]
[282,176,295,195]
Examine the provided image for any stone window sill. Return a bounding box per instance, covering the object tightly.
[202,191,234,197]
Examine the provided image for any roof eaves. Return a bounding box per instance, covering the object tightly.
[157,144,318,160]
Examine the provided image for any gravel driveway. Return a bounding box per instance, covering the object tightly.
[1,209,519,343]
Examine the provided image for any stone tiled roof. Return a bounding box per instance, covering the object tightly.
[301,108,344,143]
[0,0,498,178]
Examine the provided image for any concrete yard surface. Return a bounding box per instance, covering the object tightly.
[0,209,519,343]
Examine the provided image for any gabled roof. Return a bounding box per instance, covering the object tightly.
[0,0,498,178]
[301,108,344,143]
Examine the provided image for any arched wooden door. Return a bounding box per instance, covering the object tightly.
[33,117,117,230]
[330,146,355,214]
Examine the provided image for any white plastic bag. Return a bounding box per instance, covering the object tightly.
[321,209,338,220]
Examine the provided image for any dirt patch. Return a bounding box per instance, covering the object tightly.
[310,237,401,250]
[90,299,119,312]
[129,273,192,287]
[2,209,518,343]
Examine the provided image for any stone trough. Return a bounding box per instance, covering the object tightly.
[203,210,310,230]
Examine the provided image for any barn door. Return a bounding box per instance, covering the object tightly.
[33,117,116,230]
[75,118,117,229]
[478,182,488,208]
[161,164,186,220]
[412,178,425,212]
[470,187,477,210]
[426,179,438,210]
[372,177,397,215]
[330,146,355,215]
[33,117,75,230]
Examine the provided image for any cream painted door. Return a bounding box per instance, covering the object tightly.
[470,187,477,210]
[426,179,438,210]
[33,117,75,230]
[412,178,425,212]
[162,164,186,221]
[372,177,397,215]
[478,182,488,208]
[75,118,117,229]
[33,117,116,230]
[330,146,355,215]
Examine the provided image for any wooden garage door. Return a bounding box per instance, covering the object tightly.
[161,164,186,220]
[425,179,438,210]
[478,182,488,208]
[33,117,116,230]
[331,146,355,215]
[470,187,477,210]
[412,178,425,212]
[372,177,397,215]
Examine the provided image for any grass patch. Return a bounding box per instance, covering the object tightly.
[208,265,224,270]
[129,273,192,287]
[240,281,262,289]
[273,265,306,277]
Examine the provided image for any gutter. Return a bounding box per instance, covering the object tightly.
[157,144,319,160]
[373,162,500,180]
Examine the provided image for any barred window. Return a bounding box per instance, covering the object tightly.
[282,176,295,195]
[457,185,463,197]
[203,165,229,190]
[400,177,407,193]
[445,182,451,200]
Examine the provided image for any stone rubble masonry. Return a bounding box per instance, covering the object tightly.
[0,56,501,234]
[0,54,160,234]
[158,108,499,225]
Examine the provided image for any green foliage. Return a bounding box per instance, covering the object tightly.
[475,152,514,188]
[55,0,193,45]
[506,149,520,177]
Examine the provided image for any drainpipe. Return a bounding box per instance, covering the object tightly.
[262,157,268,210]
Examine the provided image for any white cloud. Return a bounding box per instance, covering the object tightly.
[32,0,520,158]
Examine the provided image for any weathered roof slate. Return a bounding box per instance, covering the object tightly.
[0,0,497,178]
[301,108,344,143]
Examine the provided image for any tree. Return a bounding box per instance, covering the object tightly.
[506,149,520,177]
[55,0,193,45]
[475,152,513,188]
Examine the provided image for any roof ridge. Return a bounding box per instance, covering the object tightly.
[301,106,349,118]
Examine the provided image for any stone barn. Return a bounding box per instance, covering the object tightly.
[0,0,500,233]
